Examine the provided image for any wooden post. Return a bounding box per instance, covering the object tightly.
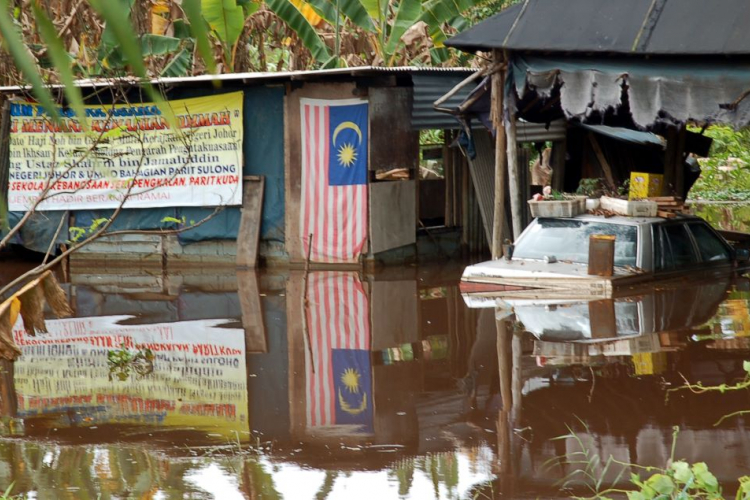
[506,105,522,240]
[551,137,567,192]
[491,49,508,259]
[444,130,454,227]
[674,126,687,198]
[663,127,677,195]
[496,312,514,494]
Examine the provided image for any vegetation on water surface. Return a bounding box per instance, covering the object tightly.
[107,344,154,381]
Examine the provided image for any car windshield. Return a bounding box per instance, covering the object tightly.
[513,219,638,267]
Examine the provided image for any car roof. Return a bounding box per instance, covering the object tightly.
[542,213,704,226]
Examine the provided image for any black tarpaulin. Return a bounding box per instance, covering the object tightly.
[510,55,750,128]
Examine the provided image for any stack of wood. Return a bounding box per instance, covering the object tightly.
[647,196,688,218]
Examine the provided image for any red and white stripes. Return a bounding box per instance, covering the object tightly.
[305,272,370,427]
[299,98,368,264]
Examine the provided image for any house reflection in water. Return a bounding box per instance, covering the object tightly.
[1,268,750,497]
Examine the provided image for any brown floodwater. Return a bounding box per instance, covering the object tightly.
[1,257,750,499]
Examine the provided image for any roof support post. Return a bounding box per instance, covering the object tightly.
[491,49,508,259]
[506,95,522,240]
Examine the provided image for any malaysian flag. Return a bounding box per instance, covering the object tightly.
[300,98,369,263]
[305,271,373,434]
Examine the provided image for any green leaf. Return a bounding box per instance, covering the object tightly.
[419,0,476,33]
[334,0,377,32]
[141,34,183,56]
[89,0,147,77]
[173,18,193,39]
[201,0,245,48]
[670,461,692,484]
[692,463,719,493]
[743,360,750,373]
[626,493,647,500]
[359,0,383,21]
[236,0,261,16]
[265,0,332,63]
[32,4,89,130]
[384,0,422,58]
[0,0,59,122]
[182,0,218,74]
[305,0,339,24]
[645,474,675,496]
[160,47,193,77]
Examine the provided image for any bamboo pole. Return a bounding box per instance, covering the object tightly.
[491,49,507,259]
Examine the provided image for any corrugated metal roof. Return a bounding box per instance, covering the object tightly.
[0,66,476,92]
[412,73,477,130]
[447,0,750,56]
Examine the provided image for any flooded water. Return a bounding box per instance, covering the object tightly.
[1,259,750,499]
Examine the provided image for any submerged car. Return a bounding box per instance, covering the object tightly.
[461,214,749,298]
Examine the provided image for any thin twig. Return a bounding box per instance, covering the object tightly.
[42,210,67,265]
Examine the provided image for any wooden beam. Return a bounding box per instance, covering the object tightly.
[588,133,616,191]
[491,49,508,259]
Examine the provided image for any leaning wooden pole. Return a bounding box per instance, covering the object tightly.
[491,50,508,259]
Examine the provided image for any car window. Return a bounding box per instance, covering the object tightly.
[662,224,698,269]
[512,219,638,267]
[688,223,731,263]
[653,225,665,271]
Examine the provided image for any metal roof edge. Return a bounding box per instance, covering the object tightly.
[0,66,477,93]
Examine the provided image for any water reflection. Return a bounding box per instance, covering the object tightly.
[0,265,750,497]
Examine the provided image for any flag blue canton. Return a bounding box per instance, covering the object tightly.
[328,103,368,186]
[331,348,373,431]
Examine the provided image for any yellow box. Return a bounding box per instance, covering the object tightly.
[629,172,663,200]
[632,352,667,376]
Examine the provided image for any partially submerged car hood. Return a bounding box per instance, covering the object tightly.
[462,258,624,282]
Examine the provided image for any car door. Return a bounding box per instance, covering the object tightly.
[685,221,733,266]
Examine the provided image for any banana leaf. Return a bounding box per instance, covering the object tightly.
[419,0,476,31]
[32,4,88,128]
[0,0,59,121]
[384,0,422,57]
[182,0,217,73]
[265,0,332,63]
[160,47,193,77]
[201,0,245,49]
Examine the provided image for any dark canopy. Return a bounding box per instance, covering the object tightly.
[447,0,750,55]
[444,0,750,128]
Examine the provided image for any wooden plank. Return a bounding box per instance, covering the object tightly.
[369,87,418,171]
[657,210,677,219]
[647,196,683,202]
[588,133,616,190]
[237,269,267,353]
[236,176,265,268]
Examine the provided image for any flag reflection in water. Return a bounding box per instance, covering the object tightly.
[305,272,373,434]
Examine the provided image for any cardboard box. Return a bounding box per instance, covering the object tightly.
[629,172,663,200]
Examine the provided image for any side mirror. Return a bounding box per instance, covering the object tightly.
[736,248,750,262]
